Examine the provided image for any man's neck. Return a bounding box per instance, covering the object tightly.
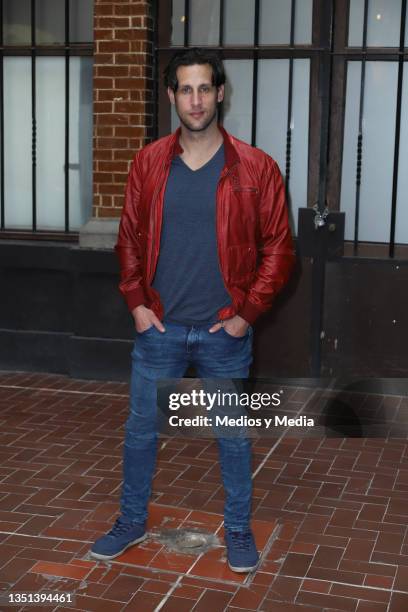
[178,122,224,171]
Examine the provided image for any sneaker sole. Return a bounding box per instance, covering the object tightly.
[228,561,259,573]
[90,533,147,560]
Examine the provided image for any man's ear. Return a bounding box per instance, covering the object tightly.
[167,87,175,105]
[217,84,225,104]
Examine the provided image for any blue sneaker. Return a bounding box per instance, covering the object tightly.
[225,529,259,573]
[90,516,147,560]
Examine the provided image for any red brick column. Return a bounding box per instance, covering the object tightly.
[93,0,154,219]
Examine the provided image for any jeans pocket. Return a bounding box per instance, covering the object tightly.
[220,326,251,340]
[136,324,155,336]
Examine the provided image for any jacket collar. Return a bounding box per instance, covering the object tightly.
[169,124,240,169]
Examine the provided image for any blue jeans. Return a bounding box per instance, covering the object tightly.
[120,321,253,531]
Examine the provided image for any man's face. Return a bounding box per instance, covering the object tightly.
[168,63,224,133]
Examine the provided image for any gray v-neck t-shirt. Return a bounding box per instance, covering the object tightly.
[152,144,231,325]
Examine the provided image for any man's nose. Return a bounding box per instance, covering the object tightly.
[191,90,201,106]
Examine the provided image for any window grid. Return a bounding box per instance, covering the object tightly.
[0,0,93,239]
[157,0,315,232]
[157,0,408,255]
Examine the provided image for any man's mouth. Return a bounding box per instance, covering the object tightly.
[190,112,204,119]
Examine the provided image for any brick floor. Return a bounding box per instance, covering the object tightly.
[0,371,407,611]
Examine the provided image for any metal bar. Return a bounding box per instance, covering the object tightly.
[183,0,189,47]
[0,0,4,230]
[153,0,159,141]
[289,0,296,46]
[1,45,94,57]
[250,0,260,146]
[64,0,70,232]
[31,0,37,231]
[285,0,296,202]
[335,48,406,57]
[310,0,334,377]
[155,46,408,58]
[219,0,224,47]
[353,0,369,252]
[389,0,407,257]
[317,26,333,210]
[217,0,225,124]
[323,0,349,213]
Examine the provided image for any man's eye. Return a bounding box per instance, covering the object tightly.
[200,87,211,94]
[180,87,191,94]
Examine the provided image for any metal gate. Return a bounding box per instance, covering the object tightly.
[155,0,408,378]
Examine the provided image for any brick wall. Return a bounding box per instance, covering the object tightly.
[93,0,154,219]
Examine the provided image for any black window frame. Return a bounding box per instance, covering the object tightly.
[156,0,321,218]
[155,0,408,258]
[0,0,94,242]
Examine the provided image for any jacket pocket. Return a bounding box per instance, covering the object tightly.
[226,244,257,282]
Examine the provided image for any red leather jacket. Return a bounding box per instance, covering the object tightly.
[115,126,295,325]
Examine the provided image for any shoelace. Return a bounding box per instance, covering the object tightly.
[108,518,136,537]
[229,531,253,551]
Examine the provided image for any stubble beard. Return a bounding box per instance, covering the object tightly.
[177,107,218,133]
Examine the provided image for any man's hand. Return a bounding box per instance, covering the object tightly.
[132,305,165,333]
[209,315,249,337]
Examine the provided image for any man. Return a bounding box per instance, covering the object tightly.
[91,47,295,572]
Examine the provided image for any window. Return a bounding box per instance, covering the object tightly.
[1,0,94,236]
[336,0,408,254]
[157,0,408,254]
[158,0,314,236]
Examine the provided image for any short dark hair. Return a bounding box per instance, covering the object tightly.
[164,47,226,92]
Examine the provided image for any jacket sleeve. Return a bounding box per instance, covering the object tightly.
[238,159,296,325]
[114,153,147,312]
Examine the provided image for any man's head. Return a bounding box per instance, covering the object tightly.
[164,48,225,133]
[164,47,226,93]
